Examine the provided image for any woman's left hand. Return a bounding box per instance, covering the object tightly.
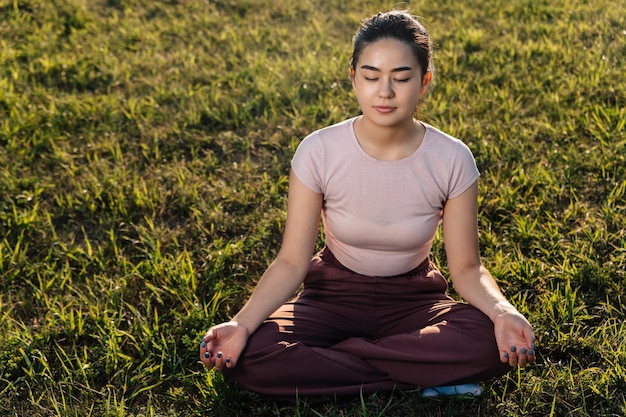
[493,310,536,367]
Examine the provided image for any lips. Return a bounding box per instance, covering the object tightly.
[374,106,396,113]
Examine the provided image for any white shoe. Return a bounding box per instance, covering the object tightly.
[420,383,483,398]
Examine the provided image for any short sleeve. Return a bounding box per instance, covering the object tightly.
[447,141,480,199]
[290,132,324,194]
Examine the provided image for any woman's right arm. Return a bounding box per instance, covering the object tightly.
[200,169,323,370]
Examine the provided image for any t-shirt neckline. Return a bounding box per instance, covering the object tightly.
[348,117,429,164]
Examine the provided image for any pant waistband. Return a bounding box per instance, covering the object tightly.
[318,247,435,278]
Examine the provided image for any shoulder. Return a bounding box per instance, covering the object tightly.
[423,123,474,154]
[421,124,477,169]
[300,118,354,146]
[294,118,356,160]
[291,118,356,192]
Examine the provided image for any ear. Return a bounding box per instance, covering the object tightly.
[350,67,356,88]
[420,71,432,96]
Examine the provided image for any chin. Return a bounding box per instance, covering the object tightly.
[365,115,408,128]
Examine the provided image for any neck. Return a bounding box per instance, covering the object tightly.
[357,116,418,144]
[354,116,425,161]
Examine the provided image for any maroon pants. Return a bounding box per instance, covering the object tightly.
[224,248,511,401]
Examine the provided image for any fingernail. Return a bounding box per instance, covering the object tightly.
[532,342,536,350]
[510,346,516,353]
[521,348,527,354]
[226,358,231,364]
[528,349,534,356]
[201,341,206,348]
[204,352,210,359]
[217,352,222,359]
[504,352,509,359]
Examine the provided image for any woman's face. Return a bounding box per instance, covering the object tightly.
[351,38,430,128]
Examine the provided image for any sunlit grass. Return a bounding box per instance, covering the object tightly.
[1,0,625,415]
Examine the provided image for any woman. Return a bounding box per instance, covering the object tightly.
[200,10,535,401]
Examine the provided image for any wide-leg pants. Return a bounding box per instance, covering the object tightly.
[224,248,511,401]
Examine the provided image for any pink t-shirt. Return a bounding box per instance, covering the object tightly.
[291,117,480,277]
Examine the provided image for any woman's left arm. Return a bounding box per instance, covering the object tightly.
[442,181,536,367]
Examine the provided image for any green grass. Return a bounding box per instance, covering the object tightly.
[0,0,624,415]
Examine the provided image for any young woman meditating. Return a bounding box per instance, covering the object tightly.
[200,10,535,401]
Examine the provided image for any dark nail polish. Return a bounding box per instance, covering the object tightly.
[521,348,527,354]
[510,346,516,353]
[226,358,231,364]
[528,349,534,356]
[217,352,222,359]
[504,352,509,359]
[201,341,206,348]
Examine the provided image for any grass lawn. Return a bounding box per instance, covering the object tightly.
[0,0,624,415]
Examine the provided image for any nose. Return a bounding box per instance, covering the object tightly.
[378,78,395,98]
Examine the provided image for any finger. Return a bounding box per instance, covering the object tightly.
[214,351,225,371]
[501,350,517,366]
[520,354,534,367]
[199,339,209,357]
[199,353,214,369]
[201,355,215,369]
[214,352,238,370]
[517,347,528,367]
[508,346,518,367]
[202,330,215,343]
[521,342,535,365]
[199,341,214,368]
[498,343,511,363]
[526,345,536,364]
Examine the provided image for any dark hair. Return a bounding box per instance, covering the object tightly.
[350,10,433,80]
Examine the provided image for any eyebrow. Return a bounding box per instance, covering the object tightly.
[359,65,413,72]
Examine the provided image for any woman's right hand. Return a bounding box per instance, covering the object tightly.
[199,171,322,372]
[199,321,250,371]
